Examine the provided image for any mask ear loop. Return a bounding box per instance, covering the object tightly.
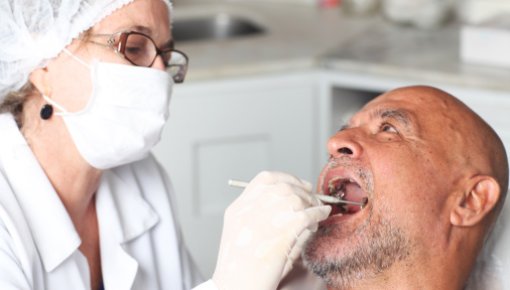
[63,48,91,68]
[40,48,92,120]
[41,94,69,117]
[40,94,68,120]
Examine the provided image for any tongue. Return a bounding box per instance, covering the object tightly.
[344,183,366,213]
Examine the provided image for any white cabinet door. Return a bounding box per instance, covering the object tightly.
[153,73,319,277]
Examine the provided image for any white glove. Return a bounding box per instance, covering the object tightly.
[212,171,332,290]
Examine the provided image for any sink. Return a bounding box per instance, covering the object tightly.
[172,13,265,42]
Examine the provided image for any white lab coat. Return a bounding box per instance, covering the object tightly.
[0,113,218,290]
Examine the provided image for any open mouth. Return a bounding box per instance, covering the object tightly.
[323,176,369,215]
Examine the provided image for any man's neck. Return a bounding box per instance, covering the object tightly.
[325,253,471,290]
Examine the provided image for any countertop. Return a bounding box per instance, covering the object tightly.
[173,1,372,79]
[174,1,510,93]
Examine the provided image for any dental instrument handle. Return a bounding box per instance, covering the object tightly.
[314,194,365,206]
[228,179,249,188]
[228,179,366,207]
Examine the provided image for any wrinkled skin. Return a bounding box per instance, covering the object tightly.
[303,86,508,290]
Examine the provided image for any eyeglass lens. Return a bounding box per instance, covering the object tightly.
[121,33,188,83]
[121,33,155,67]
[167,51,188,83]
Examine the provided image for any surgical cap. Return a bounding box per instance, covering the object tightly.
[0,0,171,99]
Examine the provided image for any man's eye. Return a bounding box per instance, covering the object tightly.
[380,123,398,133]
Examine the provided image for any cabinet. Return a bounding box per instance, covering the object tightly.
[153,71,323,277]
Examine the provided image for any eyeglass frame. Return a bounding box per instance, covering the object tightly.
[83,30,189,83]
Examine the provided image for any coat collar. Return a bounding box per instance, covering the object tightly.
[95,168,159,290]
[96,168,159,245]
[0,113,80,272]
[0,113,159,276]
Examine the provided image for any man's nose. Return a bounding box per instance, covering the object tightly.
[327,131,363,159]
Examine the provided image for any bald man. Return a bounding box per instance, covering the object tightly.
[302,86,509,290]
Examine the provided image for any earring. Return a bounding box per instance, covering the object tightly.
[40,104,53,120]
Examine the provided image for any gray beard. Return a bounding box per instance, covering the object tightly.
[302,212,411,289]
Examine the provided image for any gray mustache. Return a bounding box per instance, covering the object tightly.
[325,158,374,197]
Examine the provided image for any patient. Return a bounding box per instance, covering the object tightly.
[302,86,509,290]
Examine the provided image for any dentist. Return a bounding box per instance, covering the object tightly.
[0,0,331,290]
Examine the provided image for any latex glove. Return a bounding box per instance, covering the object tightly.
[212,171,332,290]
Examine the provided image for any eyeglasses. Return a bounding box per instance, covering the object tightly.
[85,31,189,83]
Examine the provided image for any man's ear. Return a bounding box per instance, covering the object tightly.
[450,176,500,227]
[28,66,50,96]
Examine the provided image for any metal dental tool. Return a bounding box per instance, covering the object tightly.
[228,179,367,208]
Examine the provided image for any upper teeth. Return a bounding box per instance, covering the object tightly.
[325,176,368,214]
[328,177,349,199]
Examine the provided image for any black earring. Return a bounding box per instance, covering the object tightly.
[40,104,53,120]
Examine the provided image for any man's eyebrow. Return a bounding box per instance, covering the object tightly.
[371,108,412,128]
[337,108,413,132]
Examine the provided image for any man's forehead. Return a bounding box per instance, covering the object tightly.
[347,93,452,133]
[366,90,429,109]
[351,88,448,122]
[368,86,454,111]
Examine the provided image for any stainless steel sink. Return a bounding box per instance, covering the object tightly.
[172,13,265,42]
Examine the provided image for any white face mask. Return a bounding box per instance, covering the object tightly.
[44,50,173,170]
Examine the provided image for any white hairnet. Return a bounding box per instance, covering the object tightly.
[0,0,171,99]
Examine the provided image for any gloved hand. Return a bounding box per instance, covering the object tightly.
[212,171,332,290]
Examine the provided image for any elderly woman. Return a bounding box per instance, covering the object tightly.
[0,0,331,289]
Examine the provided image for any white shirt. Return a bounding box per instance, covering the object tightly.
[0,113,218,290]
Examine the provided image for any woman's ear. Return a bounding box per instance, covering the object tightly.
[450,176,501,227]
[28,67,50,96]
